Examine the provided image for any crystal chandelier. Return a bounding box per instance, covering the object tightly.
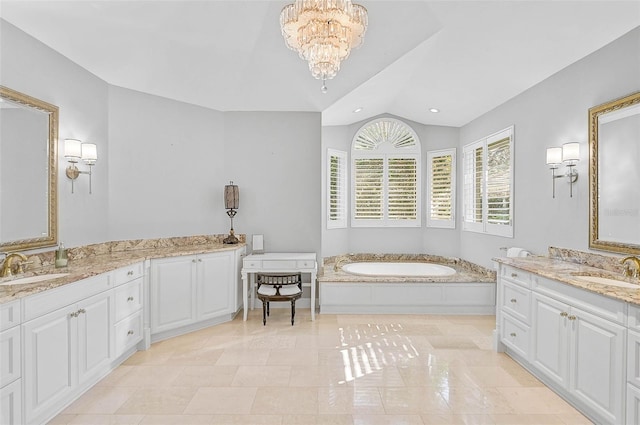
[280,0,368,93]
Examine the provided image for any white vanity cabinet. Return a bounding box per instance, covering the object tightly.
[497,264,627,425]
[150,249,241,339]
[22,274,114,425]
[0,300,22,425]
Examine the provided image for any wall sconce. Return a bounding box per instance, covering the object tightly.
[64,139,97,194]
[546,142,579,198]
[223,181,239,244]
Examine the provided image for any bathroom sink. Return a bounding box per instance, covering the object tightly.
[0,273,70,286]
[571,274,639,289]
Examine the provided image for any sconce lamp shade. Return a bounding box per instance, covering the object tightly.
[562,142,580,163]
[546,147,562,166]
[224,182,239,209]
[81,143,98,164]
[64,139,82,160]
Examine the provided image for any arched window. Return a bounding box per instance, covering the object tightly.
[351,118,421,227]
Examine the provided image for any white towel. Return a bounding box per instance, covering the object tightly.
[506,247,524,258]
[518,250,531,257]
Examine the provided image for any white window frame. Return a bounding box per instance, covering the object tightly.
[462,126,514,238]
[351,119,421,228]
[426,148,456,229]
[326,149,347,229]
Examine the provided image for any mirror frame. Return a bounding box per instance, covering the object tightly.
[0,86,58,252]
[589,91,640,255]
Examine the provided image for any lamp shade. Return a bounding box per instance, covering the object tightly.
[224,182,239,209]
[546,147,562,165]
[64,139,82,160]
[81,143,98,164]
[562,142,580,163]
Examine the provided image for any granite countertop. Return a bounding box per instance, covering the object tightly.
[0,242,246,304]
[319,253,496,283]
[494,256,640,305]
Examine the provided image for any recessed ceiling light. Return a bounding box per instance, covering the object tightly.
[353,107,364,113]
[429,108,440,113]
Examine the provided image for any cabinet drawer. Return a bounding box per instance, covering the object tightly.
[296,260,315,269]
[501,280,531,324]
[501,265,532,288]
[628,330,640,388]
[23,274,112,322]
[115,311,142,357]
[0,326,20,387]
[114,262,144,286]
[0,378,21,425]
[629,305,640,331]
[114,278,143,322]
[0,301,20,332]
[262,260,297,269]
[501,313,530,360]
[244,260,262,268]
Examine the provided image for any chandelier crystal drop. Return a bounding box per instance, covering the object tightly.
[280,0,368,92]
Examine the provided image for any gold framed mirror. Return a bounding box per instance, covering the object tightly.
[589,91,640,255]
[0,86,58,252]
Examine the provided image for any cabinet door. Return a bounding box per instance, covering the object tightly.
[0,326,20,388]
[150,256,197,333]
[531,293,569,388]
[569,307,625,424]
[197,251,233,320]
[77,291,114,385]
[23,304,77,424]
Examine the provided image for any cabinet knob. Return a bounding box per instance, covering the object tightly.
[510,332,517,337]
[511,273,518,278]
[510,298,517,303]
[127,330,134,335]
[568,315,577,321]
[192,259,197,263]
[78,308,86,314]
[198,259,202,262]
[560,312,568,317]
[127,296,134,302]
[69,312,78,318]
[127,270,134,276]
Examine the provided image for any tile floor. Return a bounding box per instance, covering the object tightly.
[49,310,593,425]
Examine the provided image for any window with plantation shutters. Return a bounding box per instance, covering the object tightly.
[327,149,347,229]
[351,119,421,227]
[462,126,514,237]
[427,149,456,228]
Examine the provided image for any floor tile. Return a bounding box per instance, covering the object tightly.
[48,313,592,425]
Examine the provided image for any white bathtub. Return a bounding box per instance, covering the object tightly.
[342,262,456,277]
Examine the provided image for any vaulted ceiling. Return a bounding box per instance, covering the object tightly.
[1,1,638,127]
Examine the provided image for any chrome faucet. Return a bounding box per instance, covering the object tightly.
[621,256,640,280]
[0,252,28,278]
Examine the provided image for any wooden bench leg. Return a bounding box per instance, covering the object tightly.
[262,300,267,326]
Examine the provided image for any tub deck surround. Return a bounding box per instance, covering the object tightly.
[320,253,496,283]
[494,253,640,305]
[0,234,246,303]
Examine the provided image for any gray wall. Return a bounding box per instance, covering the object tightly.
[1,19,110,248]
[458,26,640,268]
[1,19,322,257]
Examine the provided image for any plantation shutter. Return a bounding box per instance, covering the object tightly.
[462,126,514,237]
[427,149,456,228]
[388,157,418,220]
[353,158,384,220]
[327,149,347,229]
[463,141,484,232]
[486,135,511,226]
